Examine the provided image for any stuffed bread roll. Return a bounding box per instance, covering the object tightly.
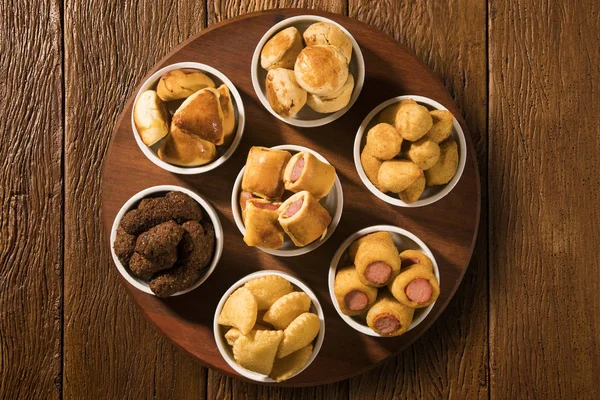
[278,191,332,247]
[399,249,434,271]
[283,152,336,199]
[389,263,440,309]
[334,266,378,316]
[243,199,284,249]
[349,231,400,287]
[366,292,414,336]
[242,147,292,200]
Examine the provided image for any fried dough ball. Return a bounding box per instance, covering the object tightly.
[406,137,441,170]
[398,173,425,204]
[394,101,433,141]
[377,160,421,193]
[377,102,402,125]
[425,140,459,186]
[303,22,353,62]
[365,123,402,160]
[360,150,383,190]
[427,110,454,143]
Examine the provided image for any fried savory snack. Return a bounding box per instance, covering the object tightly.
[265,68,307,118]
[427,109,454,143]
[233,329,284,375]
[179,220,215,270]
[156,69,215,102]
[218,287,258,334]
[364,122,403,160]
[406,137,441,170]
[133,90,170,146]
[113,226,137,266]
[377,102,402,125]
[278,191,332,247]
[306,73,354,114]
[366,292,415,337]
[399,249,434,270]
[129,249,177,280]
[303,22,353,62]
[283,151,336,199]
[243,199,284,250]
[360,150,383,190]
[217,84,236,145]
[350,231,401,287]
[277,312,320,358]
[389,263,440,309]
[244,275,293,311]
[262,292,311,330]
[294,45,349,97]
[158,123,217,167]
[172,87,225,145]
[270,344,313,382]
[134,220,184,260]
[425,140,459,186]
[261,27,304,70]
[377,160,422,193]
[242,146,292,200]
[394,100,433,141]
[334,266,378,316]
[398,173,426,204]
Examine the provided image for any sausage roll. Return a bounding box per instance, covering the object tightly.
[278,191,332,247]
[243,199,284,250]
[366,292,415,336]
[389,263,440,309]
[349,231,400,287]
[334,266,378,316]
[242,147,292,200]
[283,152,336,199]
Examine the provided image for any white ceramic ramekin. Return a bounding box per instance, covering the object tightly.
[231,144,343,257]
[110,185,223,296]
[328,225,440,337]
[251,15,365,127]
[132,62,245,174]
[354,95,467,207]
[214,270,325,383]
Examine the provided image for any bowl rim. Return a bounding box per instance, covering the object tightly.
[131,62,246,175]
[250,15,365,128]
[353,95,467,207]
[327,225,440,337]
[109,185,224,296]
[231,144,343,257]
[213,270,326,383]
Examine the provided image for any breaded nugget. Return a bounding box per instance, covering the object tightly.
[360,149,383,189]
[129,248,178,280]
[427,110,454,143]
[134,220,184,260]
[179,221,215,270]
[165,191,203,223]
[149,261,202,297]
[398,173,425,204]
[365,123,402,160]
[406,137,441,170]
[377,160,421,193]
[395,101,433,141]
[113,226,137,266]
[425,140,459,186]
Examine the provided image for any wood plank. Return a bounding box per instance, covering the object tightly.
[0,0,63,398]
[488,1,600,398]
[62,1,208,398]
[348,1,489,399]
[205,3,349,398]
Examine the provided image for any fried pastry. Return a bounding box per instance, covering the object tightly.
[377,102,402,125]
[395,100,433,141]
[389,263,440,309]
[425,140,459,186]
[366,292,415,336]
[277,312,320,358]
[278,191,332,247]
[158,123,217,167]
[244,275,293,311]
[334,266,378,316]
[377,160,422,193]
[241,146,292,200]
[263,292,311,330]
[406,137,441,170]
[294,45,348,96]
[133,90,170,146]
[350,231,400,287]
[306,73,354,113]
[399,249,434,271]
[218,287,258,334]
[172,87,225,145]
[283,151,335,199]
[217,84,236,145]
[360,150,383,190]
[156,69,215,101]
[243,198,284,250]
[427,109,454,143]
[303,22,352,62]
[364,122,402,160]
[261,27,304,70]
[270,344,313,382]
[265,68,307,118]
[398,173,425,204]
[233,329,284,375]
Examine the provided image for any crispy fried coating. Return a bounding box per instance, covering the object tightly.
[134,220,184,259]
[148,261,202,297]
[165,191,203,223]
[179,221,215,270]
[113,226,137,266]
[129,249,178,280]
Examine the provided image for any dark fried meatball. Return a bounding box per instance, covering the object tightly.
[179,221,215,270]
[129,249,178,280]
[134,221,184,259]
[113,226,136,266]
[166,191,203,223]
[148,263,201,297]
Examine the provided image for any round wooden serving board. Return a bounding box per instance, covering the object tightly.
[101,9,480,386]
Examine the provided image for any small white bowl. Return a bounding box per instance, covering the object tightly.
[231,144,343,257]
[251,15,365,128]
[328,225,440,337]
[110,185,224,296]
[214,270,325,383]
[354,95,467,207]
[132,62,245,175]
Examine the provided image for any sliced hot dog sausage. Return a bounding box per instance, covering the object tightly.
[239,191,255,211]
[405,278,433,304]
[290,157,305,182]
[252,202,279,210]
[364,261,392,284]
[283,198,303,217]
[344,290,369,311]
[373,313,400,334]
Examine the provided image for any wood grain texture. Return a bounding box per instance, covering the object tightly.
[101,9,479,387]
[207,3,348,397]
[0,0,63,398]
[488,1,600,398]
[348,1,489,399]
[63,1,208,399]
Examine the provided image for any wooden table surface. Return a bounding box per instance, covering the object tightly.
[1,1,598,399]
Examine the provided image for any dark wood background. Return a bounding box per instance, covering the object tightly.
[1,0,598,399]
